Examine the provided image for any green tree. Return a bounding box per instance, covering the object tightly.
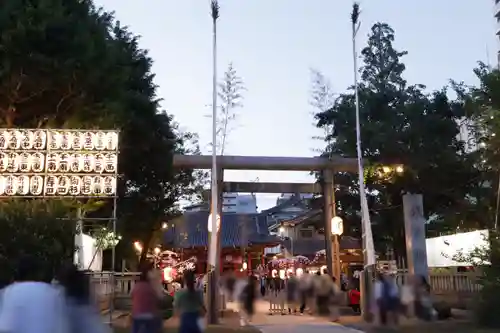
[0,0,203,267]
[315,22,475,260]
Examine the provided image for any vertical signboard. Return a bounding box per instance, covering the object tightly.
[403,193,429,279]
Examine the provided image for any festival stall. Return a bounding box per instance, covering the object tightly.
[267,256,311,279]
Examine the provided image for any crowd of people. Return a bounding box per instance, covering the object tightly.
[0,257,438,333]
[0,255,109,333]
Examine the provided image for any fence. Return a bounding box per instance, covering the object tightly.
[394,272,481,294]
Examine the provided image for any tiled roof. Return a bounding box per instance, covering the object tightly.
[163,211,281,249]
[282,236,361,256]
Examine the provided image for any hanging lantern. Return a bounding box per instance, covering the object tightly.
[81,176,92,195]
[47,153,60,172]
[69,176,81,196]
[8,131,21,149]
[56,176,70,196]
[81,154,94,172]
[60,132,72,150]
[45,176,57,195]
[20,130,33,150]
[82,132,94,150]
[0,131,9,149]
[94,132,106,150]
[92,176,104,195]
[6,153,18,173]
[59,153,71,173]
[94,154,104,173]
[17,176,30,195]
[5,176,16,195]
[31,152,44,172]
[104,153,117,173]
[30,176,43,195]
[48,131,61,150]
[33,130,46,150]
[106,132,118,150]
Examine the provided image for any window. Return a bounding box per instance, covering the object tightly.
[299,229,313,238]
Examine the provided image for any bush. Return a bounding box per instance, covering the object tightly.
[0,199,76,284]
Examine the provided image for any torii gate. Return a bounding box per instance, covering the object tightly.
[173,154,357,271]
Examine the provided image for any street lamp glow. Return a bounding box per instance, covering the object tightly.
[331,216,344,236]
[133,241,142,253]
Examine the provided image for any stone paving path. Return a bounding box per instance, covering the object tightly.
[250,301,365,333]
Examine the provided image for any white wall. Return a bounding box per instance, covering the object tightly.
[426,230,489,267]
[74,233,103,271]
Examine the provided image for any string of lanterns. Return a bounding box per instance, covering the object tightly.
[0,174,117,196]
[0,152,117,173]
[0,130,118,151]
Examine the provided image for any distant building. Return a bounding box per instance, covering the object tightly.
[184,192,258,214]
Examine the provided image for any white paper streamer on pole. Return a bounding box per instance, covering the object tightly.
[352,7,376,268]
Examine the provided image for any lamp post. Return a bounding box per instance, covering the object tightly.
[331,216,343,284]
[279,226,293,257]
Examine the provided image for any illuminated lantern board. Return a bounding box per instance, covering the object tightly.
[0,129,119,197]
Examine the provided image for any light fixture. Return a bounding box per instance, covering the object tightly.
[331,216,344,236]
[242,262,247,270]
[279,226,285,234]
[154,247,161,255]
[271,269,277,278]
[207,213,220,233]
[162,222,168,229]
[395,165,404,173]
[279,269,285,280]
[382,166,392,173]
[133,241,142,252]
[296,268,304,277]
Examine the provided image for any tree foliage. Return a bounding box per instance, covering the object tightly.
[211,62,245,155]
[0,200,76,285]
[0,0,203,267]
[315,23,475,258]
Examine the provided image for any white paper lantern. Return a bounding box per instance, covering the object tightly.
[69,175,81,195]
[6,153,18,172]
[20,130,33,150]
[5,175,16,195]
[58,153,71,173]
[106,132,118,151]
[48,131,61,150]
[45,176,57,195]
[104,153,117,173]
[0,131,9,149]
[56,176,70,195]
[46,153,60,172]
[8,131,21,149]
[92,176,103,195]
[81,176,92,195]
[0,152,8,172]
[94,132,106,150]
[94,154,104,173]
[19,152,30,172]
[70,153,82,172]
[33,130,46,150]
[103,176,116,195]
[60,132,72,150]
[0,177,5,195]
[30,176,43,195]
[82,132,94,150]
[81,153,94,172]
[31,152,44,172]
[17,176,30,195]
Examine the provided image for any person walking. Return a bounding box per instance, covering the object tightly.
[174,271,206,333]
[238,275,257,326]
[131,265,162,333]
[0,256,68,333]
[298,270,313,314]
[58,264,109,333]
